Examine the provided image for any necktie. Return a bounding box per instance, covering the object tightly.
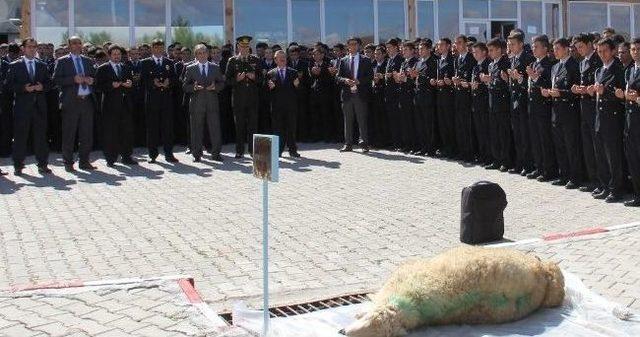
[279,68,285,83]
[28,61,35,81]
[74,57,87,89]
[200,64,205,77]
[116,64,121,78]
[156,58,161,67]
[350,56,355,79]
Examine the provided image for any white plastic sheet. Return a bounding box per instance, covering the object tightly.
[232,272,639,337]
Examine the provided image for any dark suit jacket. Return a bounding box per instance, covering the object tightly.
[550,56,580,102]
[267,67,299,112]
[437,54,455,96]
[415,55,438,101]
[288,59,309,88]
[471,58,490,109]
[372,59,388,96]
[455,52,476,82]
[308,60,333,97]
[52,54,96,102]
[594,58,625,127]
[384,53,404,95]
[4,58,52,114]
[400,57,418,94]
[528,56,555,115]
[0,59,7,96]
[140,56,177,95]
[509,52,535,111]
[337,54,373,101]
[95,62,133,115]
[488,55,511,113]
[624,65,640,134]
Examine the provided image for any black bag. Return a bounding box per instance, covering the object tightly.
[460,181,507,244]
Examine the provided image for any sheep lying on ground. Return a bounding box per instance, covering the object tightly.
[344,246,564,337]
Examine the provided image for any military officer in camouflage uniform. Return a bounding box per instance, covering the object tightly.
[225,36,263,158]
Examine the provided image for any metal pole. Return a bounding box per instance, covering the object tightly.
[262,179,270,336]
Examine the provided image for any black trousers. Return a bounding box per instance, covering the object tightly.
[62,96,94,165]
[399,91,415,149]
[580,99,610,188]
[625,110,640,196]
[551,102,583,183]
[511,102,533,170]
[491,112,512,167]
[455,89,473,159]
[103,105,134,163]
[146,90,174,159]
[309,92,332,142]
[596,110,626,195]
[437,88,456,155]
[385,90,402,148]
[473,94,490,162]
[415,91,436,153]
[370,91,388,147]
[13,100,48,168]
[46,89,61,152]
[233,94,259,155]
[0,95,14,157]
[296,90,309,142]
[272,103,298,154]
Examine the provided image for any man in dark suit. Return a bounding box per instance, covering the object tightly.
[481,38,511,171]
[337,37,373,153]
[0,43,20,157]
[507,31,535,175]
[453,35,477,161]
[127,46,146,147]
[225,36,263,158]
[618,38,640,207]
[590,38,626,202]
[526,35,558,182]
[572,33,606,194]
[414,39,438,156]
[266,50,301,157]
[5,38,52,175]
[287,45,310,142]
[470,42,491,165]
[398,42,418,152]
[95,44,137,167]
[308,46,334,143]
[0,58,7,174]
[140,38,179,163]
[182,44,226,162]
[544,37,583,189]
[384,38,404,151]
[434,38,456,157]
[53,36,97,172]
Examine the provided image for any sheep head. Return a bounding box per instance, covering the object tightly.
[343,305,407,337]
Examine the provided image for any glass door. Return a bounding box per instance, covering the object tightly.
[463,20,490,42]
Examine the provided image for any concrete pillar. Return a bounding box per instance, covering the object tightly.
[407,0,416,40]
[20,0,31,39]
[224,0,233,44]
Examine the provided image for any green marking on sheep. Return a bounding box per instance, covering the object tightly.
[388,292,523,322]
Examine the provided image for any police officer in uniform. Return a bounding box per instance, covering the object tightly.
[225,36,263,158]
[617,38,640,207]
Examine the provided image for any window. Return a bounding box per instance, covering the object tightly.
[568,3,606,36]
[171,0,224,49]
[34,0,68,44]
[235,0,287,46]
[610,5,631,40]
[75,0,130,47]
[438,0,459,39]
[135,0,166,45]
[292,0,321,46]
[635,5,640,38]
[463,0,488,19]
[417,0,434,40]
[325,0,374,45]
[378,0,405,43]
[545,3,561,38]
[520,1,542,38]
[491,0,517,19]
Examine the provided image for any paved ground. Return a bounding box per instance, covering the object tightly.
[0,143,638,336]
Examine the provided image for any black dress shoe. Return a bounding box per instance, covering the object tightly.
[605,193,623,203]
[507,167,521,174]
[107,161,115,167]
[565,181,579,189]
[593,190,608,199]
[14,168,23,176]
[499,165,509,172]
[339,145,353,152]
[235,153,243,158]
[591,187,604,195]
[520,168,529,176]
[149,157,157,163]
[193,157,201,163]
[551,178,568,186]
[64,164,75,172]
[289,151,301,158]
[484,163,499,170]
[79,163,97,171]
[578,185,594,192]
[166,155,179,163]
[624,198,640,207]
[122,157,138,165]
[0,169,7,176]
[362,145,370,153]
[526,170,540,179]
[212,154,224,162]
[536,175,551,182]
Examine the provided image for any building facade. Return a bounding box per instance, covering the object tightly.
[10,0,640,48]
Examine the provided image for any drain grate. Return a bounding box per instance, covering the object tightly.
[219,292,370,325]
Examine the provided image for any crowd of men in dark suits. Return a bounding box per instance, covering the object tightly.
[0,27,639,207]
